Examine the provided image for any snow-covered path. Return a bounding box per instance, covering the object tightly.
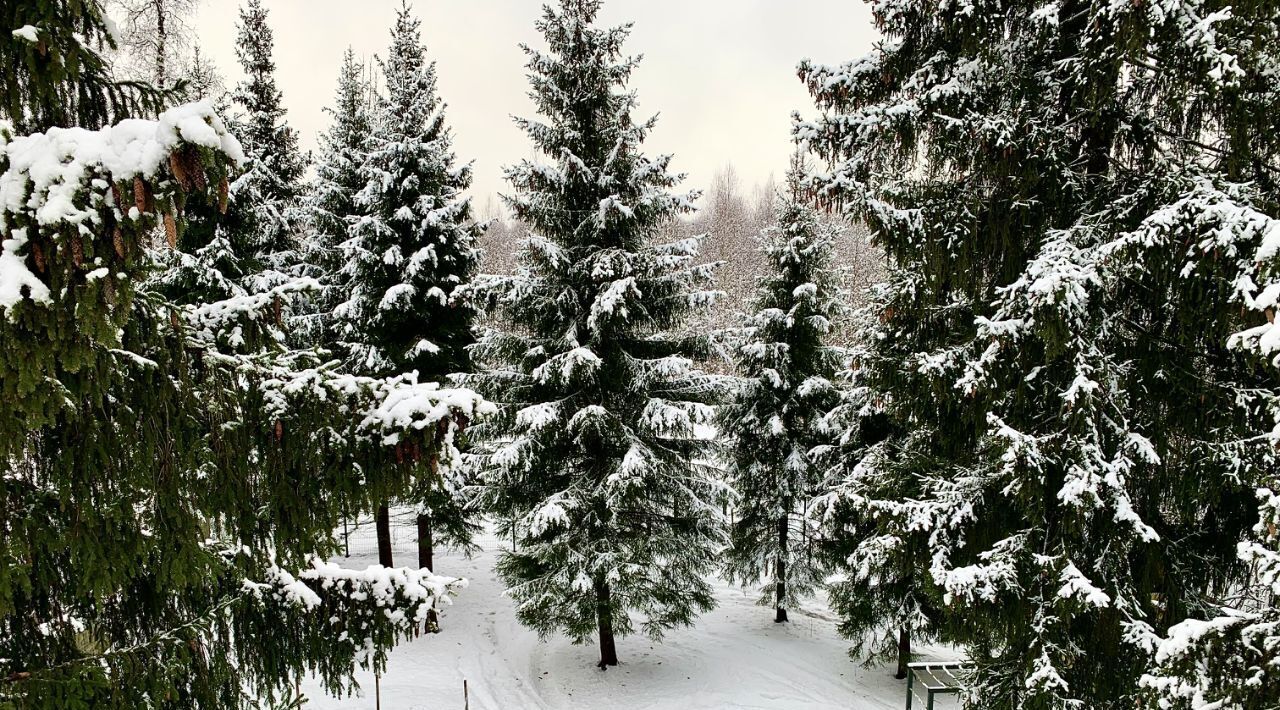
[302,512,954,709]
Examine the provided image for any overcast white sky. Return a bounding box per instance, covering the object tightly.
[189,0,877,211]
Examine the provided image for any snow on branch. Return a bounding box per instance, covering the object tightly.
[0,101,243,317]
[251,558,467,654]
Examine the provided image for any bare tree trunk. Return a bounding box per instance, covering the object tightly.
[417,512,439,632]
[775,513,789,623]
[594,577,619,669]
[895,626,911,680]
[376,503,393,568]
[153,0,166,87]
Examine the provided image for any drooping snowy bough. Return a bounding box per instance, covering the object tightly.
[1140,198,1280,709]
[0,103,492,709]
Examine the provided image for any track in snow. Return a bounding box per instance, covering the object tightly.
[301,512,958,710]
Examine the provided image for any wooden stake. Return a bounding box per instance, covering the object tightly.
[464,679,470,710]
[375,672,381,710]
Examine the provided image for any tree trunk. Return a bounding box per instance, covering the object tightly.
[417,512,439,632]
[376,502,393,568]
[594,577,619,669]
[895,626,911,680]
[775,513,789,623]
[416,513,434,570]
[154,0,167,88]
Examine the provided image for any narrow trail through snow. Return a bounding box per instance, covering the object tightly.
[302,514,957,709]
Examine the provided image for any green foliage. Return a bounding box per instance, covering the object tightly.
[297,47,372,350]
[337,1,481,382]
[467,0,726,664]
[335,2,485,557]
[225,0,307,290]
[720,193,844,615]
[798,0,1280,706]
[0,103,480,710]
[1,0,177,132]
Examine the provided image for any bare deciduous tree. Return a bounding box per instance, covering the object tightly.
[108,0,202,89]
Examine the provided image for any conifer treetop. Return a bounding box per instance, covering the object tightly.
[336,0,482,380]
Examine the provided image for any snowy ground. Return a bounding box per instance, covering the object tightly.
[301,511,959,710]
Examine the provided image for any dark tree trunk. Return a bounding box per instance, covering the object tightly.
[417,512,439,632]
[895,626,911,680]
[416,513,434,571]
[376,502,393,568]
[594,577,619,669]
[775,513,788,623]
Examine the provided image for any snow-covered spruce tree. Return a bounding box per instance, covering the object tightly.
[337,2,484,573]
[181,43,225,105]
[721,176,844,624]
[3,0,174,132]
[0,103,487,708]
[224,0,307,295]
[296,47,373,350]
[811,286,960,680]
[1139,201,1280,708]
[797,0,1277,707]
[466,0,724,669]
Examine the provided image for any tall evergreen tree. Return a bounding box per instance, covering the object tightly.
[467,0,725,669]
[147,0,305,344]
[297,47,373,349]
[797,0,1277,707]
[336,3,485,574]
[226,0,307,294]
[721,167,844,624]
[813,289,958,680]
[181,42,227,108]
[0,87,486,710]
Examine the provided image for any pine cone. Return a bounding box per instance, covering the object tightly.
[133,176,151,214]
[274,420,284,442]
[103,279,116,306]
[111,183,125,211]
[163,213,178,249]
[70,235,83,267]
[113,225,126,258]
[217,177,229,214]
[32,242,45,273]
[189,150,208,191]
[169,152,190,191]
